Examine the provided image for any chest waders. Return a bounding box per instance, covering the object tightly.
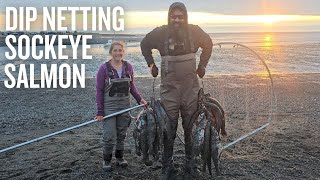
[160,29,200,168]
[102,61,132,165]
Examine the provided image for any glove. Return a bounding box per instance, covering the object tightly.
[150,64,159,77]
[196,65,205,78]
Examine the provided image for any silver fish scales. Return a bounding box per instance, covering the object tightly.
[191,88,224,176]
[133,107,161,166]
[191,110,207,156]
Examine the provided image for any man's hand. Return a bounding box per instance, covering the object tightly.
[150,64,158,77]
[196,65,205,78]
[96,116,104,121]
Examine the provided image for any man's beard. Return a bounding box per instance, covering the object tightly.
[170,24,186,42]
[170,21,186,35]
[171,22,185,30]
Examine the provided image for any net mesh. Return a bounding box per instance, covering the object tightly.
[177,43,276,162]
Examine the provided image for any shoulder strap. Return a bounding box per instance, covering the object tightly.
[164,28,170,56]
[123,61,132,81]
[105,61,114,79]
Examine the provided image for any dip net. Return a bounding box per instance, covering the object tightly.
[173,42,277,163]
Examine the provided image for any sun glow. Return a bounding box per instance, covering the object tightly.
[188,13,299,25]
[264,35,272,42]
[124,11,320,29]
[263,35,272,47]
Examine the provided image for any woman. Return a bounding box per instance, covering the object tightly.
[96,41,147,171]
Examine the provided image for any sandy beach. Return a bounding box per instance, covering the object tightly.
[0,73,319,179]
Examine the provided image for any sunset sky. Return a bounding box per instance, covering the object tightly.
[1,0,320,33]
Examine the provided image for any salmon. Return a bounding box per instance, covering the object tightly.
[133,110,146,156]
[146,109,159,161]
[191,109,206,156]
[151,97,171,143]
[204,95,227,136]
[211,126,221,176]
[204,101,227,136]
[203,119,212,175]
[133,107,160,166]
[190,88,223,176]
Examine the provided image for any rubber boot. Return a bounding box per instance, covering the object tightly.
[103,153,112,172]
[142,153,153,166]
[184,158,201,178]
[157,164,176,180]
[157,130,177,180]
[115,150,128,168]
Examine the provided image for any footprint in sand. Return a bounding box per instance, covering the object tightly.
[60,168,72,174]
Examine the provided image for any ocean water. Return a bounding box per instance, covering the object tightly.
[0,32,320,80]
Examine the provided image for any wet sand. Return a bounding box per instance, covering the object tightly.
[0,73,319,179]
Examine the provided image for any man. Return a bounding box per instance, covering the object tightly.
[140,2,213,179]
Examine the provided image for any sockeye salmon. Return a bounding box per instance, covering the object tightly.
[133,107,161,166]
[191,88,225,176]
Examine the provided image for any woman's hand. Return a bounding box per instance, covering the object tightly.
[96,115,104,121]
[140,99,148,108]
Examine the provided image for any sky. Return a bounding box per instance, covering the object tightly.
[1,0,320,33]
